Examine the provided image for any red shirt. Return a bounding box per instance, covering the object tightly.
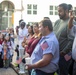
[0,40,3,44]
[26,37,40,56]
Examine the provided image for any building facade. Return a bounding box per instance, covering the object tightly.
[0,0,76,30]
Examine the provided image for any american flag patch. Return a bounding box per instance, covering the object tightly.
[41,41,49,50]
[16,57,22,64]
[64,52,71,61]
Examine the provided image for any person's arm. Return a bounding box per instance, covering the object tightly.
[26,53,53,70]
[68,10,74,29]
[11,41,14,50]
[68,18,73,29]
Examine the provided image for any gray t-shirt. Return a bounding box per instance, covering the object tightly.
[53,19,74,53]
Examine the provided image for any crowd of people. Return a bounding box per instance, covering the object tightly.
[0,3,76,75]
[0,28,15,68]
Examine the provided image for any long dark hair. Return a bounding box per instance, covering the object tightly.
[4,34,11,46]
[30,25,34,35]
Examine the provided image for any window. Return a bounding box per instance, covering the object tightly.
[49,11,53,15]
[73,7,76,16]
[49,5,58,15]
[0,4,1,9]
[49,6,53,15]
[33,5,37,9]
[50,6,53,10]
[55,6,58,15]
[27,10,31,14]
[27,4,32,14]
[27,4,37,15]
[0,1,14,30]
[33,5,37,14]
[27,4,32,9]
[33,10,37,14]
[28,22,38,25]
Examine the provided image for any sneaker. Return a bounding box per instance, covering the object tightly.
[19,70,25,74]
[13,63,18,67]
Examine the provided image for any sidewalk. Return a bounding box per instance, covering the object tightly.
[11,51,29,75]
[0,68,17,75]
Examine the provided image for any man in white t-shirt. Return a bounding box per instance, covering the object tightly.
[18,21,28,74]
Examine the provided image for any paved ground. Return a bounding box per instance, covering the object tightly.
[0,51,18,75]
[0,50,29,75]
[0,38,29,75]
[0,68,17,75]
[12,38,29,75]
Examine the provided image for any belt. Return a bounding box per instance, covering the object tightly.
[35,69,55,75]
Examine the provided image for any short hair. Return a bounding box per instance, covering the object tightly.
[20,21,26,25]
[59,3,68,11]
[29,25,34,35]
[39,19,53,31]
[33,22,39,27]
[19,19,23,23]
[68,4,72,11]
[19,19,23,25]
[43,17,50,20]
[20,21,26,26]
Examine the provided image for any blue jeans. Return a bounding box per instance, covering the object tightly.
[31,69,54,75]
[73,61,76,75]
[59,55,71,75]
